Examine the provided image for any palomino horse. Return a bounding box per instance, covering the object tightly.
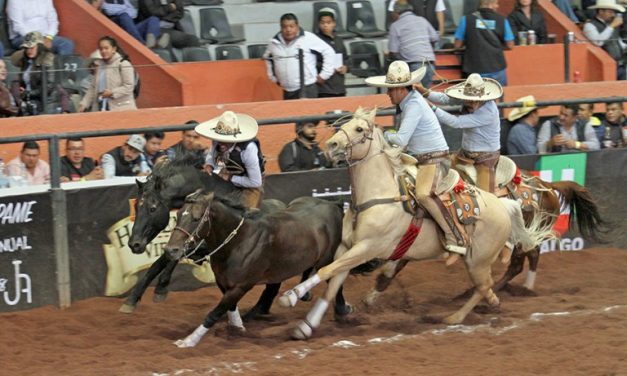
[278,108,554,340]
[164,194,350,348]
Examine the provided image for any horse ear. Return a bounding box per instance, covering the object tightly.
[363,107,377,128]
[136,179,145,193]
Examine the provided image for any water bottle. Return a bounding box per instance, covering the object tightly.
[527,30,536,45]
[0,159,9,188]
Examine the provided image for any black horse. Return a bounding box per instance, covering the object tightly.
[165,193,351,348]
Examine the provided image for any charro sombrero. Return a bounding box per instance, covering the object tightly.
[365,60,425,88]
[444,73,503,101]
[507,95,545,122]
[588,0,625,12]
[195,111,259,143]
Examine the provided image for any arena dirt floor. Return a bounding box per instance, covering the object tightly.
[1,247,626,376]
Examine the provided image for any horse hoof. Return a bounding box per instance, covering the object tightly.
[153,292,168,303]
[291,321,312,340]
[442,315,462,325]
[279,290,298,308]
[118,303,136,314]
[174,339,195,348]
[300,292,313,302]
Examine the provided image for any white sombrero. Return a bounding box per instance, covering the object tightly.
[444,73,503,101]
[365,60,425,88]
[507,95,544,122]
[195,111,259,143]
[588,0,625,12]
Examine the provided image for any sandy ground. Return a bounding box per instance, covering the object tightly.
[1,247,626,376]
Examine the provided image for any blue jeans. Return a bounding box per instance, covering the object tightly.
[110,14,160,44]
[480,69,508,87]
[408,61,435,88]
[11,35,75,56]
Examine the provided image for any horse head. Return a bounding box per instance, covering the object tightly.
[164,190,214,261]
[326,107,378,163]
[129,177,172,254]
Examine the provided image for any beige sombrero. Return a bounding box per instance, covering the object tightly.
[444,73,503,101]
[507,95,546,122]
[195,111,259,143]
[365,60,425,88]
[588,0,625,12]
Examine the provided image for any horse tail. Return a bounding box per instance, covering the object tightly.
[545,181,611,243]
[500,198,557,252]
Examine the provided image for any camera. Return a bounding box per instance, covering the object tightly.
[20,91,38,116]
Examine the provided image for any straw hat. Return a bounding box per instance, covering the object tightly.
[365,60,425,88]
[444,73,503,101]
[507,95,543,122]
[588,0,625,12]
[195,111,259,143]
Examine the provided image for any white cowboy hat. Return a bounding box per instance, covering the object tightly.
[507,95,544,122]
[444,73,503,102]
[365,60,426,88]
[588,0,625,12]
[195,111,259,143]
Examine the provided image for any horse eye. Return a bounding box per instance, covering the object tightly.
[356,127,363,133]
[149,206,156,213]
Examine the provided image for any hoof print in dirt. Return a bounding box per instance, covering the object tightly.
[504,284,538,297]
[473,304,501,315]
[419,315,443,324]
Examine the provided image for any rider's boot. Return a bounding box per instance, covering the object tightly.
[420,196,467,266]
[476,164,495,193]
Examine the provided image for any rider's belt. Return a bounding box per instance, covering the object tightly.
[459,150,500,165]
[412,150,449,165]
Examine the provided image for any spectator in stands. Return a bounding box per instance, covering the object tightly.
[198,111,264,208]
[96,0,170,48]
[453,0,515,86]
[101,134,146,178]
[388,0,439,88]
[79,36,137,112]
[6,0,75,56]
[553,0,580,23]
[10,31,57,116]
[7,141,50,185]
[60,138,104,182]
[140,131,167,173]
[263,13,335,100]
[583,0,625,80]
[139,0,201,49]
[506,95,541,155]
[598,101,626,148]
[577,102,603,140]
[80,54,100,101]
[537,104,600,153]
[315,8,348,98]
[166,122,209,169]
[508,0,548,44]
[278,120,330,172]
[0,59,18,118]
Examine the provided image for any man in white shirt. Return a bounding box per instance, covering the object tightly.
[263,13,335,100]
[583,0,626,80]
[7,0,75,56]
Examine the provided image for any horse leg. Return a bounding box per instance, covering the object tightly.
[444,264,498,325]
[300,267,314,302]
[119,253,171,313]
[153,259,178,303]
[242,283,280,321]
[334,285,352,317]
[364,259,409,307]
[522,246,540,291]
[493,244,526,292]
[174,284,253,348]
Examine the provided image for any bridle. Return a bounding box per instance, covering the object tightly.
[336,120,382,167]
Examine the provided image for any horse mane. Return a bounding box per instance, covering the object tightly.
[212,195,263,220]
[152,154,201,179]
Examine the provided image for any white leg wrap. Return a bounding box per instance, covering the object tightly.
[227,307,244,330]
[305,298,329,329]
[174,324,209,348]
[505,240,514,250]
[280,274,322,308]
[523,271,537,290]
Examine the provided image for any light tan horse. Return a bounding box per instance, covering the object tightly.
[278,108,552,340]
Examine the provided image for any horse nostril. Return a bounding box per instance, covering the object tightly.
[329,142,338,150]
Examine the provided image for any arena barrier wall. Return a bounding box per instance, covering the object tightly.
[0,149,625,313]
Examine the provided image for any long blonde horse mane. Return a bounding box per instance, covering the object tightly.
[352,107,404,175]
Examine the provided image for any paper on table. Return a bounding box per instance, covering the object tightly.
[332,53,343,69]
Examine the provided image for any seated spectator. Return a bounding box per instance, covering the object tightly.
[60,138,104,182]
[577,102,603,140]
[101,134,146,178]
[7,141,50,185]
[279,120,330,172]
[79,36,137,112]
[598,100,626,148]
[508,0,548,44]
[537,104,600,153]
[0,59,19,118]
[316,8,348,97]
[506,95,542,155]
[139,0,201,49]
[166,122,208,167]
[140,131,167,173]
[96,0,169,48]
[583,0,625,80]
[10,32,58,116]
[7,0,75,56]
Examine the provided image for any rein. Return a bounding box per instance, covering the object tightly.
[182,208,246,263]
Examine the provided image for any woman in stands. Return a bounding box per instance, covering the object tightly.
[507,0,548,44]
[79,36,137,112]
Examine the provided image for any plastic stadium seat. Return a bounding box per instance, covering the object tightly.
[199,8,245,45]
[152,48,174,63]
[182,46,211,62]
[312,2,356,39]
[346,0,386,38]
[215,45,244,60]
[56,55,89,95]
[348,41,382,78]
[178,10,197,37]
[247,44,267,59]
[464,0,480,15]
